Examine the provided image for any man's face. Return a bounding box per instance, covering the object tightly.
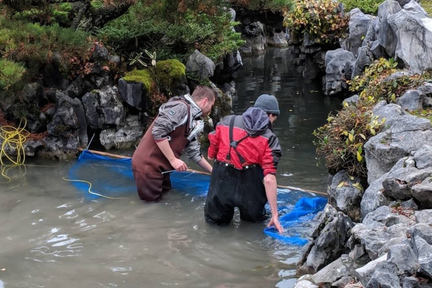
[199,98,215,117]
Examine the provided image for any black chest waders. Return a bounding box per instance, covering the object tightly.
[204,116,268,225]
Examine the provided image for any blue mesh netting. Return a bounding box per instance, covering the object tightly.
[263,197,327,245]
[68,150,327,245]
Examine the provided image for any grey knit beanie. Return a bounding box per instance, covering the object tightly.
[253,94,280,116]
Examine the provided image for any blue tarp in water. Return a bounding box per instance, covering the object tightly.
[68,149,327,245]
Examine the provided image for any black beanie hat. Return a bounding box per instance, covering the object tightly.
[253,94,280,116]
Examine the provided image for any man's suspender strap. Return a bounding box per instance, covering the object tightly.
[226,116,249,164]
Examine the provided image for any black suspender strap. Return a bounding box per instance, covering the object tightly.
[226,116,249,164]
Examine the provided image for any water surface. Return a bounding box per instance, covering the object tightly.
[0,47,339,288]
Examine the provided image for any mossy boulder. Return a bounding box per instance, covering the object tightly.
[155,59,187,96]
[122,68,155,93]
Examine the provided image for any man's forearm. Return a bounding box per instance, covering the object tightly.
[263,174,278,217]
[197,157,213,173]
[155,139,176,162]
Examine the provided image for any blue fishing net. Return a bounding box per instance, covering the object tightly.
[67,149,211,199]
[68,149,327,245]
[264,196,327,245]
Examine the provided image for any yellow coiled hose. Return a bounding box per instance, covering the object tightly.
[0,118,29,180]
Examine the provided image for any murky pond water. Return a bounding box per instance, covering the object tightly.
[0,48,339,288]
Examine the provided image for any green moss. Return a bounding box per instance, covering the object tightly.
[155,59,186,93]
[90,0,105,10]
[123,69,155,93]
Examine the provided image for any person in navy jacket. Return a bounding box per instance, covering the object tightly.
[205,94,283,233]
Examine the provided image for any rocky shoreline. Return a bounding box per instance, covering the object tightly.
[292,0,432,286]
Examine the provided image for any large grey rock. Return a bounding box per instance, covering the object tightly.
[377,0,402,56]
[350,222,410,260]
[382,167,432,200]
[361,173,390,219]
[328,170,363,221]
[397,90,423,111]
[185,49,216,81]
[366,261,401,288]
[372,102,405,132]
[118,78,145,110]
[355,253,388,286]
[82,86,126,130]
[387,242,420,275]
[388,2,432,71]
[411,177,432,208]
[365,128,432,184]
[297,205,354,275]
[343,9,375,56]
[99,115,143,150]
[324,48,356,95]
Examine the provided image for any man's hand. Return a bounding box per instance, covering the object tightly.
[170,158,188,171]
[267,216,283,233]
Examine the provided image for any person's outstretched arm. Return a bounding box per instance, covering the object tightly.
[196,157,213,173]
[263,174,283,233]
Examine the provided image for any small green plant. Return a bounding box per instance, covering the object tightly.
[128,49,157,69]
[349,58,432,104]
[283,0,349,44]
[0,59,26,91]
[340,0,382,14]
[231,0,294,12]
[313,98,384,178]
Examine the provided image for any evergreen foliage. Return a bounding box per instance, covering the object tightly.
[231,0,294,12]
[97,1,245,61]
[0,15,91,81]
[0,59,26,91]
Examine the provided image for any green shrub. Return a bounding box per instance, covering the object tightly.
[0,16,91,79]
[340,0,382,14]
[283,0,349,44]
[313,98,384,178]
[349,58,432,104]
[0,59,26,91]
[97,1,244,62]
[316,57,432,178]
[231,0,294,11]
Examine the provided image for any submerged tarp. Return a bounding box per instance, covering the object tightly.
[68,149,327,245]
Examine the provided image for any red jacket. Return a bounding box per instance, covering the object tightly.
[208,107,281,176]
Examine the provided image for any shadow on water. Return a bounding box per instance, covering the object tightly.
[0,47,339,288]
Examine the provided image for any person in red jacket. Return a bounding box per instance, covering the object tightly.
[132,86,216,202]
[205,94,283,233]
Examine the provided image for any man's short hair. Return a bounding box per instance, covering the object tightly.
[191,86,216,102]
